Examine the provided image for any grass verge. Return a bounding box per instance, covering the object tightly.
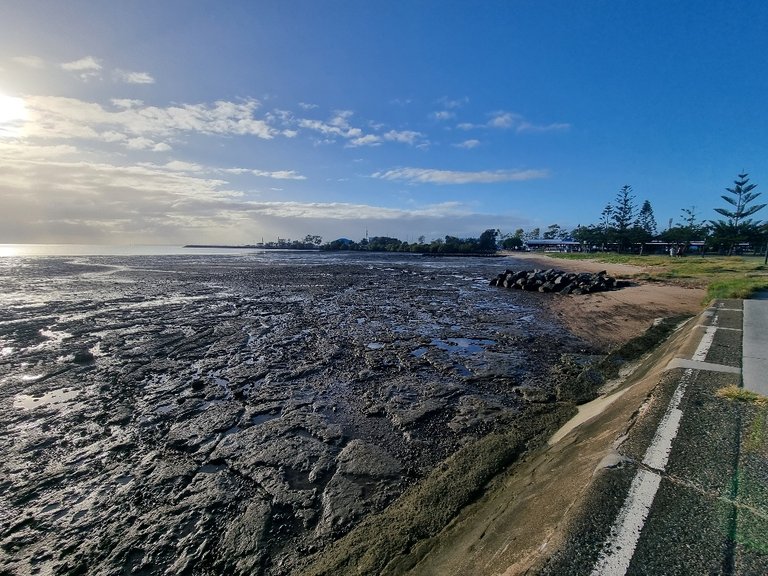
[716,385,768,408]
[547,254,768,302]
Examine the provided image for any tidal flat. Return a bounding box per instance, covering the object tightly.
[0,252,594,575]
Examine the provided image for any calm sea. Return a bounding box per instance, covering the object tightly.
[0,244,268,257]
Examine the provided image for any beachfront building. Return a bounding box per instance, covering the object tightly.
[523,239,583,252]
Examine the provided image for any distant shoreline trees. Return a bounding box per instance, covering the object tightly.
[320,229,501,254]
[310,174,766,257]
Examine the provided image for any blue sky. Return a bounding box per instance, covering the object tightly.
[1,1,767,245]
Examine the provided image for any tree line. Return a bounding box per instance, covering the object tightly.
[321,229,499,254]
[316,173,766,256]
[500,173,766,256]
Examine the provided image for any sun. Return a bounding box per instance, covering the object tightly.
[0,92,28,137]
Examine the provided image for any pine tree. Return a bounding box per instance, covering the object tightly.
[611,185,636,252]
[599,203,613,249]
[636,200,657,236]
[710,173,765,255]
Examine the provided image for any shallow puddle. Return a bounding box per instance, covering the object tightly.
[431,337,496,354]
[14,388,81,410]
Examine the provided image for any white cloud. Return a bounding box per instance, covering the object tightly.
[126,136,157,150]
[114,69,155,84]
[371,167,549,184]
[298,102,319,110]
[457,111,570,133]
[455,139,481,149]
[164,160,204,172]
[21,95,278,146]
[61,56,102,72]
[433,110,455,121]
[489,111,521,129]
[251,169,306,180]
[516,121,571,133]
[12,55,45,69]
[348,134,382,147]
[296,110,425,147]
[0,149,529,244]
[220,167,306,179]
[383,130,422,145]
[61,56,102,81]
[438,96,469,109]
[111,99,144,109]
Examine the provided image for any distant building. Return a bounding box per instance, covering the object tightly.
[523,239,582,252]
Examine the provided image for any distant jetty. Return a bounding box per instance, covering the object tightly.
[184,244,319,250]
[184,244,256,249]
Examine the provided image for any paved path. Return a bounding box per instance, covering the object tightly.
[543,298,768,575]
[743,297,768,395]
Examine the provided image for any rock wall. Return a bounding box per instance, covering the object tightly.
[490,268,625,295]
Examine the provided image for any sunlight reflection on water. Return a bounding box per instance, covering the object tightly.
[14,388,81,410]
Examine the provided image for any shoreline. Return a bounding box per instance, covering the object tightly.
[0,253,587,576]
[500,252,706,349]
[298,254,707,574]
[0,252,708,575]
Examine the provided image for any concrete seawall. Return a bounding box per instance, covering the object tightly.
[398,299,767,575]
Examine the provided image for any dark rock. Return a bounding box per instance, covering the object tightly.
[72,349,95,364]
[489,268,624,296]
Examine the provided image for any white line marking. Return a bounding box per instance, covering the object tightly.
[591,309,722,575]
[590,469,662,576]
[642,370,691,471]
[664,358,740,374]
[693,316,719,362]
[695,324,741,332]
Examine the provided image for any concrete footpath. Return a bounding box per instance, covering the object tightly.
[743,295,768,396]
[541,298,768,575]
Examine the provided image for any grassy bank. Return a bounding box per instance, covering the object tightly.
[547,253,768,301]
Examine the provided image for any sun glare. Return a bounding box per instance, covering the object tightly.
[0,92,29,137]
[0,245,21,257]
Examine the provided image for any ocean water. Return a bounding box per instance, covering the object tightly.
[0,243,254,257]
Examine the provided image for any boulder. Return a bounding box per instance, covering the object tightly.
[490,268,624,296]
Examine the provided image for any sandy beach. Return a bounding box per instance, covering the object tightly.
[502,252,707,349]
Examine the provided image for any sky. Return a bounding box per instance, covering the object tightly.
[1,0,767,246]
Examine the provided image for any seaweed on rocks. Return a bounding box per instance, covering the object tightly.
[297,402,577,576]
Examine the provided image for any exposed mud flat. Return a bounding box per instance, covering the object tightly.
[0,252,593,575]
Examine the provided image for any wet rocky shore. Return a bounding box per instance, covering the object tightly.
[0,252,595,575]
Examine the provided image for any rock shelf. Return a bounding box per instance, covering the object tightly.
[0,254,597,576]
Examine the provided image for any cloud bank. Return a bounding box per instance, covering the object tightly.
[0,149,526,244]
[371,167,549,184]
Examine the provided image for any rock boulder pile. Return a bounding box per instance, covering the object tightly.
[490,268,625,295]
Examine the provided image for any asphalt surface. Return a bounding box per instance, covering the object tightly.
[541,298,768,575]
[743,298,768,396]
